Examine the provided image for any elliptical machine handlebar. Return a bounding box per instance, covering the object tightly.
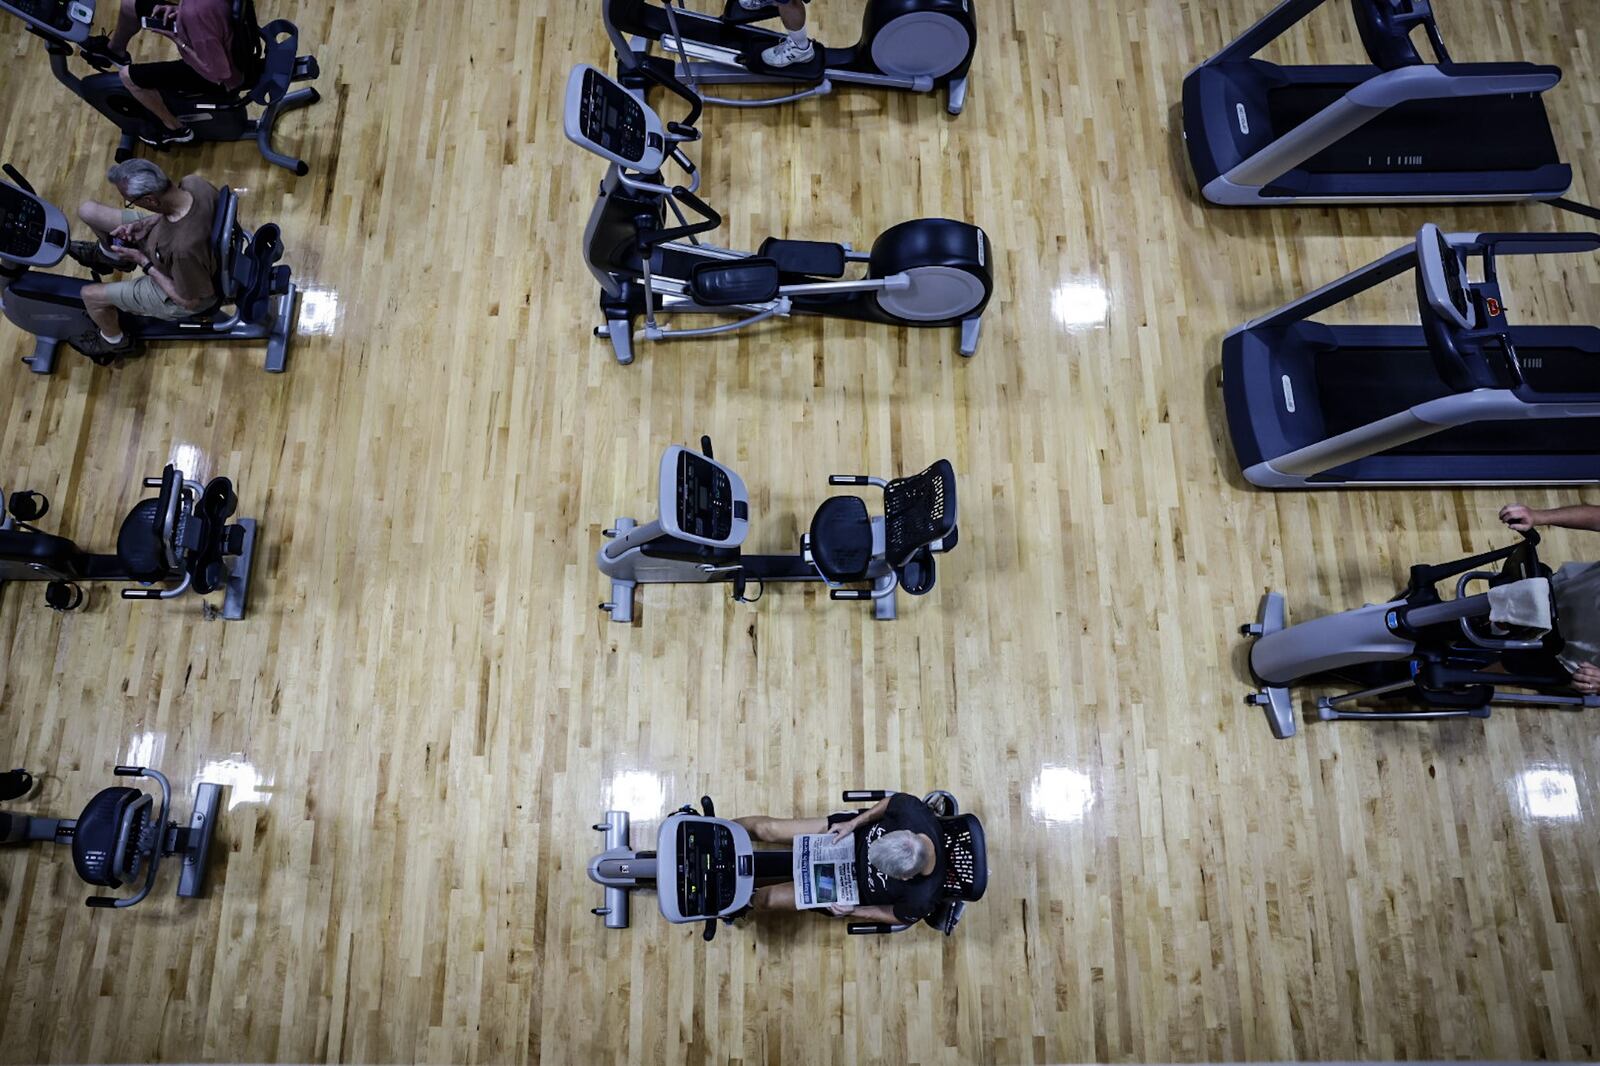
[636,187,722,250]
[1406,528,1540,596]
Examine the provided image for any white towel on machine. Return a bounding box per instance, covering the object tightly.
[1488,577,1553,636]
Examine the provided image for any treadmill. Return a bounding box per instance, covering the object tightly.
[1223,224,1600,487]
[1182,0,1573,205]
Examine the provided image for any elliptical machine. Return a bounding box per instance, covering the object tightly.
[565,63,994,365]
[603,0,977,115]
[0,462,257,619]
[598,435,957,622]
[589,790,987,938]
[0,766,222,909]
[0,164,298,372]
[0,0,322,175]
[1240,530,1599,739]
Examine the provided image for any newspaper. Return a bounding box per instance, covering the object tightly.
[792,832,860,909]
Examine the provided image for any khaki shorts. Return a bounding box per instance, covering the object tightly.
[102,274,190,321]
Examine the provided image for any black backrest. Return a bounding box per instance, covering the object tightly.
[210,188,285,315]
[883,460,957,568]
[938,814,986,903]
[248,19,303,106]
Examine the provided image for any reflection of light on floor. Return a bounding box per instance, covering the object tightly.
[198,756,273,810]
[608,770,665,817]
[1517,768,1580,821]
[123,731,164,768]
[170,442,206,481]
[1029,765,1095,824]
[296,288,342,336]
[1050,280,1110,332]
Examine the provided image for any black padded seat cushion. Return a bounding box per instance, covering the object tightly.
[809,496,873,582]
[757,238,847,278]
[71,786,143,887]
[116,498,169,579]
[689,258,782,306]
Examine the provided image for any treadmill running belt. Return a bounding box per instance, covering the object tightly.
[1270,85,1561,174]
[1316,345,1596,456]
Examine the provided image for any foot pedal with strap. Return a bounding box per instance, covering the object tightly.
[689,258,782,306]
[757,238,847,278]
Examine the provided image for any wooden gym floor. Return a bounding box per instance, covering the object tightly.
[1,1,1598,1062]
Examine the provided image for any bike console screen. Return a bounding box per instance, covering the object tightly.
[674,820,740,919]
[675,451,735,542]
[0,184,50,262]
[0,0,95,40]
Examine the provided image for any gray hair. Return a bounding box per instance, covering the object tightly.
[106,158,172,199]
[868,830,927,880]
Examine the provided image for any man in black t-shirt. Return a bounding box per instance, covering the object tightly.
[735,792,946,925]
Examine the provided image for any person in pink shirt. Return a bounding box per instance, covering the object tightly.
[103,0,245,145]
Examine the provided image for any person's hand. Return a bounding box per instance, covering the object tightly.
[827,818,857,841]
[825,903,856,917]
[110,244,149,267]
[151,4,178,25]
[1499,504,1540,532]
[1572,663,1600,695]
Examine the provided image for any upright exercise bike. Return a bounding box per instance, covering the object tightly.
[598,435,958,622]
[0,164,299,372]
[1240,530,1599,739]
[0,462,258,619]
[566,63,994,365]
[589,790,987,938]
[0,0,321,175]
[1,766,222,909]
[603,0,977,115]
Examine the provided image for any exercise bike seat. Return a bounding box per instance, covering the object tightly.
[71,786,149,888]
[758,238,847,278]
[809,496,874,582]
[116,499,170,579]
[689,258,782,306]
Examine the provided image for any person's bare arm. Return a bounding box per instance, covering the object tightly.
[1499,504,1600,534]
[826,795,893,840]
[843,905,901,924]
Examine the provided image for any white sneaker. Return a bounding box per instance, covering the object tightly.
[737,0,769,8]
[760,36,814,67]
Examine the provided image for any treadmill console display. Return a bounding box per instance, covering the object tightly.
[0,0,95,40]
[0,184,48,260]
[673,821,740,919]
[675,451,734,542]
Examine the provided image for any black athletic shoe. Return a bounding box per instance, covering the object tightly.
[139,125,197,147]
[71,330,141,367]
[80,35,132,69]
[68,239,130,275]
[0,769,33,802]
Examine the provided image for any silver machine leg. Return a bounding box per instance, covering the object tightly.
[220,518,257,621]
[600,517,637,623]
[175,782,222,898]
[24,335,61,374]
[946,75,969,116]
[873,587,898,621]
[264,286,296,373]
[959,316,982,357]
[596,320,635,366]
[1242,591,1296,739]
[590,810,633,930]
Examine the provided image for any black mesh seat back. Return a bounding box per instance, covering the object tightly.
[251,18,307,109]
[72,787,148,888]
[883,460,957,568]
[809,496,873,582]
[938,813,986,903]
[234,223,284,320]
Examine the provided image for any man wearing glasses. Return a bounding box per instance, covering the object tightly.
[66,158,220,361]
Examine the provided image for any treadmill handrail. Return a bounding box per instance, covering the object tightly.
[1225,66,1563,189]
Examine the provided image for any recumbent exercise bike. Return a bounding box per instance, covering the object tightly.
[589,790,987,939]
[0,462,257,619]
[598,435,957,622]
[0,0,322,175]
[0,766,222,909]
[0,163,299,372]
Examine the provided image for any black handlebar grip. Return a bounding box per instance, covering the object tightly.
[121,589,163,600]
[86,896,116,908]
[829,476,869,485]
[114,766,142,776]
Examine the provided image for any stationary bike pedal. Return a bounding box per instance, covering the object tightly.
[599,601,616,612]
[44,581,84,612]
[1240,623,1263,636]
[7,489,50,522]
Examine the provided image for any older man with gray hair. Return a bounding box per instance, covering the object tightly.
[735,791,946,925]
[67,158,220,360]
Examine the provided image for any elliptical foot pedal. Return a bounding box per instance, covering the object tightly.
[758,238,847,278]
[737,47,827,83]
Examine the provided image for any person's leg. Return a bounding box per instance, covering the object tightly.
[107,0,144,54]
[751,882,798,911]
[78,201,127,244]
[776,1,807,33]
[119,64,184,132]
[734,814,829,844]
[82,283,126,339]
